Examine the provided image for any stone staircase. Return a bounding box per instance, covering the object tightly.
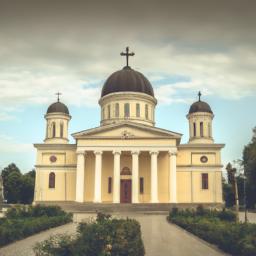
[37,201,223,213]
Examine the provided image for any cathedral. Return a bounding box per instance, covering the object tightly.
[34,48,224,205]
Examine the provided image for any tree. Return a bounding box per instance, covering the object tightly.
[0,163,35,204]
[243,127,256,208]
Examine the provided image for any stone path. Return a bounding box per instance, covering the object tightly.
[0,212,229,256]
[0,222,77,256]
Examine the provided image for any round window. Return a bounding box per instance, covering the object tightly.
[50,155,57,163]
[200,155,208,163]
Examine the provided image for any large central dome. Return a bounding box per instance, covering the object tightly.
[101,66,154,97]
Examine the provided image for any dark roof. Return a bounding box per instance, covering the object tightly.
[47,101,69,115]
[101,66,154,97]
[189,100,213,114]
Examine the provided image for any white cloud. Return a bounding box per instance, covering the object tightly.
[0,134,33,153]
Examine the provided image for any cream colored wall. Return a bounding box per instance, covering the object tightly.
[138,153,151,203]
[102,152,114,202]
[34,169,76,201]
[99,92,157,126]
[84,152,95,202]
[34,146,77,202]
[158,152,169,202]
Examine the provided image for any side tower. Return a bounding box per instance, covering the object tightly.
[44,94,71,144]
[187,91,214,144]
[34,94,76,203]
[176,92,224,205]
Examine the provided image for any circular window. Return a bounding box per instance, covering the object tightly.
[50,155,57,163]
[200,156,208,163]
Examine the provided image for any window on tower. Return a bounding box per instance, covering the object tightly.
[52,122,56,138]
[124,103,130,117]
[115,103,119,117]
[136,103,140,117]
[60,122,64,138]
[208,123,212,137]
[49,172,55,189]
[193,122,196,137]
[200,122,204,137]
[145,104,149,119]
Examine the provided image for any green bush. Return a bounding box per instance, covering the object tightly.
[168,207,256,256]
[0,205,72,247]
[34,212,145,256]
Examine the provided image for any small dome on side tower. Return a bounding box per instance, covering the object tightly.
[44,93,71,144]
[187,92,214,144]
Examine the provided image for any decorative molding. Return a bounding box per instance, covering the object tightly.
[131,150,140,155]
[34,144,76,149]
[168,148,177,156]
[149,150,159,156]
[94,150,103,155]
[121,130,134,139]
[112,150,121,155]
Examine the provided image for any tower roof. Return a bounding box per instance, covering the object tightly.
[189,91,213,114]
[47,101,69,115]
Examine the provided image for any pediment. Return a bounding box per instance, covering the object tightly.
[72,122,182,140]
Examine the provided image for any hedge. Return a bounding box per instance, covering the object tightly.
[34,212,145,256]
[0,205,72,247]
[168,207,256,256]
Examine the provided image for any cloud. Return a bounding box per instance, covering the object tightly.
[0,134,33,153]
[0,0,256,117]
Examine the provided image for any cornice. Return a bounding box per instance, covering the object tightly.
[178,143,225,149]
[34,143,77,149]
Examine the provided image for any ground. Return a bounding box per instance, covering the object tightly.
[0,211,254,256]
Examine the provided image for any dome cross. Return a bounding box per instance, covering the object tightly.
[198,91,202,101]
[55,92,62,102]
[120,47,135,67]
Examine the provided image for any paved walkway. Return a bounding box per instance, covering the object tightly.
[0,213,228,256]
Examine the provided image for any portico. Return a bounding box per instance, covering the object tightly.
[75,147,177,204]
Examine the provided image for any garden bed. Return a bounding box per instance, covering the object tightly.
[168,206,256,256]
[34,212,145,256]
[0,205,72,247]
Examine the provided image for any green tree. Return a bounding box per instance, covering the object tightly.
[243,127,256,208]
[1,164,35,204]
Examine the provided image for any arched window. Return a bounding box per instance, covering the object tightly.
[200,122,204,137]
[52,122,56,138]
[145,104,148,119]
[124,103,130,117]
[121,167,132,175]
[115,103,119,117]
[60,122,64,138]
[49,172,55,188]
[136,103,140,117]
[193,122,196,137]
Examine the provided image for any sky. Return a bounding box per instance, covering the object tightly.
[0,0,255,172]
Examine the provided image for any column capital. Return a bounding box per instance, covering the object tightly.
[131,150,140,156]
[94,150,103,155]
[76,150,86,156]
[112,150,121,155]
[150,150,159,156]
[168,148,177,156]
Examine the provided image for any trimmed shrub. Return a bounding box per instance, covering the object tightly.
[0,205,72,247]
[34,212,145,256]
[168,208,256,256]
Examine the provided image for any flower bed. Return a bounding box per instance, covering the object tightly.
[0,205,72,247]
[168,206,256,256]
[34,212,145,256]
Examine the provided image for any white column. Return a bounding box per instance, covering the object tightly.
[132,151,140,203]
[113,150,121,203]
[76,151,86,203]
[150,151,159,203]
[169,149,177,203]
[94,151,103,203]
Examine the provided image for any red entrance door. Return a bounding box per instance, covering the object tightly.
[120,180,132,203]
